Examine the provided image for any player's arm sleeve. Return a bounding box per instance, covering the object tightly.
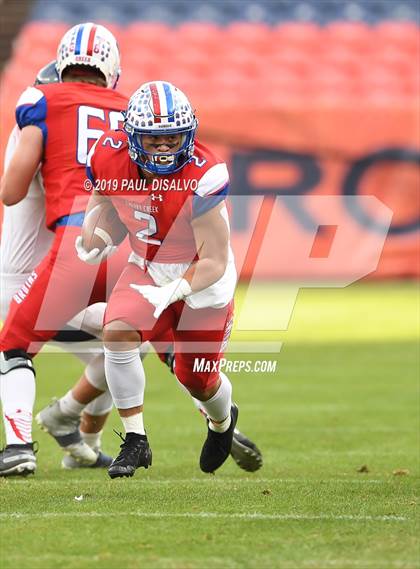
[15,87,47,144]
[192,163,230,219]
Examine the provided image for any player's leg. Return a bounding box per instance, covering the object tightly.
[0,199,51,474]
[173,301,239,473]
[36,353,106,466]
[176,365,238,474]
[38,302,151,468]
[0,132,53,475]
[0,227,109,475]
[0,350,37,476]
[161,340,262,471]
[103,319,151,479]
[61,389,114,469]
[33,236,130,465]
[102,264,171,478]
[57,352,115,468]
[165,345,262,472]
[39,346,152,469]
[0,250,62,476]
[66,243,138,467]
[153,331,263,472]
[36,302,108,465]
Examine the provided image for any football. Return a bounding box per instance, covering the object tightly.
[81,201,127,252]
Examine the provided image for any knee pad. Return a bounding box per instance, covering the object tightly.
[0,349,36,376]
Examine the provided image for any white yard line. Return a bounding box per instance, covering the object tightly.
[0,511,407,521]
[2,477,390,485]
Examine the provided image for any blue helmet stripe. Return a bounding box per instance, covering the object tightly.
[75,25,84,55]
[163,82,175,122]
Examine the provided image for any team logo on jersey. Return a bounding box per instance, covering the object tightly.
[127,201,159,214]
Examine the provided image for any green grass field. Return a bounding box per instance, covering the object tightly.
[1,282,419,569]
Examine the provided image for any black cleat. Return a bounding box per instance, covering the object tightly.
[231,429,263,472]
[200,404,239,473]
[108,432,152,479]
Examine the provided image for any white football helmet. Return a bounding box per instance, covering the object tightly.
[124,81,198,174]
[56,23,120,89]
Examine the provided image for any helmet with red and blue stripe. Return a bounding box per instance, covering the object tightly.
[124,81,198,175]
[56,23,120,89]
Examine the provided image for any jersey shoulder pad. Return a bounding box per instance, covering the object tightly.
[100,128,127,145]
[189,140,229,197]
[194,162,229,197]
[94,129,127,161]
[15,86,47,141]
[87,129,128,181]
[191,162,229,219]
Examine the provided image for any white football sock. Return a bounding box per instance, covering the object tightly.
[1,368,35,445]
[121,413,145,436]
[59,390,84,418]
[193,372,232,433]
[84,353,107,391]
[104,347,145,409]
[81,430,102,450]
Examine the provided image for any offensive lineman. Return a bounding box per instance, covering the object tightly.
[0,22,129,475]
[0,60,115,469]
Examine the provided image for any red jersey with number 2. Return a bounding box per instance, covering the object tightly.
[88,129,230,264]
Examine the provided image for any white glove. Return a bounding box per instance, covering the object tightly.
[75,235,117,265]
[130,278,192,318]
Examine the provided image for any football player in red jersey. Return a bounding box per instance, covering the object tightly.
[0,54,262,475]
[78,81,246,478]
[0,22,130,476]
[0,60,119,470]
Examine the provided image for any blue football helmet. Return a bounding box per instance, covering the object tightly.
[124,81,198,175]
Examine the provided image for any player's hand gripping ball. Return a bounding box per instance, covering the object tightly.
[76,201,127,264]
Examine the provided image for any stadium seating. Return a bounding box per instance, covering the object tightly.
[28,0,420,25]
[272,23,324,53]
[1,17,418,104]
[375,21,420,53]
[1,0,418,155]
